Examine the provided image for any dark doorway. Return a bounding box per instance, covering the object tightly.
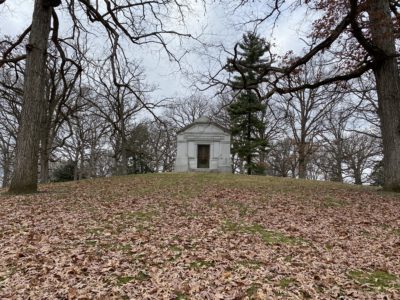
[197,144,210,168]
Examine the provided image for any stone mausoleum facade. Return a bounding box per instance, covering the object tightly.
[174,117,231,173]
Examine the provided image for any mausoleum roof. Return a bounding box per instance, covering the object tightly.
[177,116,230,134]
[193,116,211,123]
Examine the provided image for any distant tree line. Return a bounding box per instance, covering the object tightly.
[213,32,382,185]
[0,36,383,186]
[0,0,395,190]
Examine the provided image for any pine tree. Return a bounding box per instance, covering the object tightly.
[227,32,270,175]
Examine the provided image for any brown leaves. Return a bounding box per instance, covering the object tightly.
[0,174,400,298]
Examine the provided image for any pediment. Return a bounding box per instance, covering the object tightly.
[180,123,229,135]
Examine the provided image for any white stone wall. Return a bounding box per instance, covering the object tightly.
[174,121,231,173]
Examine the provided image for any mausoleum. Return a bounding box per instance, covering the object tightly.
[174,116,231,173]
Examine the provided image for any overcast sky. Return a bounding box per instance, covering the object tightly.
[0,1,313,101]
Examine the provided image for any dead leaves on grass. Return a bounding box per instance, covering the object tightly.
[0,174,400,299]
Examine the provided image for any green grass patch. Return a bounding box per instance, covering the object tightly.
[116,275,135,286]
[168,245,182,261]
[189,259,215,270]
[223,220,305,245]
[174,292,189,300]
[226,200,251,217]
[85,240,97,246]
[237,259,264,269]
[125,210,157,221]
[320,196,347,208]
[348,270,400,290]
[246,283,262,298]
[278,277,298,289]
[284,255,293,262]
[119,243,133,253]
[131,253,146,263]
[169,244,182,252]
[325,243,334,250]
[223,220,241,232]
[135,270,150,281]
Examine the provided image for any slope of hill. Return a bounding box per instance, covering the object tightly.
[1,173,399,299]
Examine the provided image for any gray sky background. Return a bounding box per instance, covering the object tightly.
[0,1,314,101]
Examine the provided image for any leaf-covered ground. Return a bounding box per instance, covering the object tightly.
[1,173,400,299]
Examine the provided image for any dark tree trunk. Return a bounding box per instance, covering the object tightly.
[368,0,400,191]
[73,161,79,181]
[354,169,362,185]
[298,142,307,179]
[79,147,85,180]
[291,168,296,178]
[334,145,344,183]
[120,146,128,175]
[120,128,128,176]
[247,111,252,175]
[2,155,11,188]
[9,0,52,193]
[333,161,343,183]
[73,146,80,181]
[298,107,307,179]
[39,115,51,183]
[89,142,97,178]
[39,147,49,183]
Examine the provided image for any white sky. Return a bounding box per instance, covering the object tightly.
[0,0,314,100]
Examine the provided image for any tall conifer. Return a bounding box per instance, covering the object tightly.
[227,32,270,174]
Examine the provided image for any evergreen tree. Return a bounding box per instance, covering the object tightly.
[52,161,76,182]
[227,32,270,175]
[370,160,384,187]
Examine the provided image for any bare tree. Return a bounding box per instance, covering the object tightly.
[217,0,400,191]
[1,0,195,193]
[279,62,341,178]
[88,62,150,175]
[342,133,381,185]
[0,131,14,187]
[5,0,56,193]
[266,138,297,177]
[350,73,381,139]
[318,107,354,182]
[39,46,83,183]
[0,55,23,187]
[146,120,176,172]
[165,94,213,129]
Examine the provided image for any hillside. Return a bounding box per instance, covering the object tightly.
[1,173,399,299]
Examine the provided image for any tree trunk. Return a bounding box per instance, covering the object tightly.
[73,161,79,181]
[39,147,49,183]
[2,155,11,188]
[246,153,252,175]
[39,115,51,183]
[354,169,362,185]
[334,144,344,183]
[368,0,400,191]
[298,142,307,179]
[73,145,80,181]
[79,147,85,180]
[334,159,343,182]
[120,130,128,176]
[298,110,307,179]
[9,0,52,193]
[247,111,252,175]
[291,169,296,178]
[89,142,97,178]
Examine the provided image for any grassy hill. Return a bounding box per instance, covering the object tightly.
[1,173,399,299]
